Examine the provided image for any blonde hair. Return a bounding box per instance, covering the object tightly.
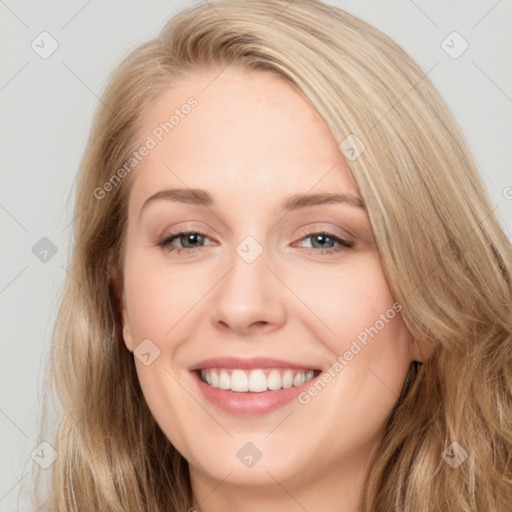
[30,0,512,510]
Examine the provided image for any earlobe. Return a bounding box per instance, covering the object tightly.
[108,251,133,353]
[122,322,134,352]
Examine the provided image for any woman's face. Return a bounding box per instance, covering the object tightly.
[120,65,417,500]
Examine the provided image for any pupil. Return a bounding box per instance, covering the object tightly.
[183,233,202,248]
[313,234,332,248]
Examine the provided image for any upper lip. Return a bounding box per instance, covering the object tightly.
[188,357,321,372]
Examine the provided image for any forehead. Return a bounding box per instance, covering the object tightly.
[128,66,358,208]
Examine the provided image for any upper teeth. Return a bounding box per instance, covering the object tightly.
[200,368,316,392]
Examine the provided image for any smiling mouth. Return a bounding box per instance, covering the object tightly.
[196,367,322,393]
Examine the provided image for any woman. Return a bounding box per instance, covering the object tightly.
[32,0,512,510]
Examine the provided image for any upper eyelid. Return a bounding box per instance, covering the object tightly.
[153,212,359,237]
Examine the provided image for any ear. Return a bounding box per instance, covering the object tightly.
[120,292,134,353]
[108,251,134,353]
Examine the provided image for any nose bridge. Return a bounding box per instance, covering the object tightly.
[210,234,285,333]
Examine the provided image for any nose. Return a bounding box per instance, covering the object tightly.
[210,244,286,336]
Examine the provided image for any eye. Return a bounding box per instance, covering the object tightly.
[158,230,216,254]
[157,228,354,256]
[294,230,354,255]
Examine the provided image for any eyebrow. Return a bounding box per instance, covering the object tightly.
[140,188,365,216]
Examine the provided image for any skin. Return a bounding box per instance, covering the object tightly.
[120,65,422,512]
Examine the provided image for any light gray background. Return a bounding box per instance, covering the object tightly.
[1,1,511,510]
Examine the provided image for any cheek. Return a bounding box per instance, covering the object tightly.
[123,249,212,342]
[287,254,400,348]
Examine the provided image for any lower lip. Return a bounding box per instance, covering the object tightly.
[191,370,320,416]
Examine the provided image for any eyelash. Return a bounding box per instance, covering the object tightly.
[157,228,354,256]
